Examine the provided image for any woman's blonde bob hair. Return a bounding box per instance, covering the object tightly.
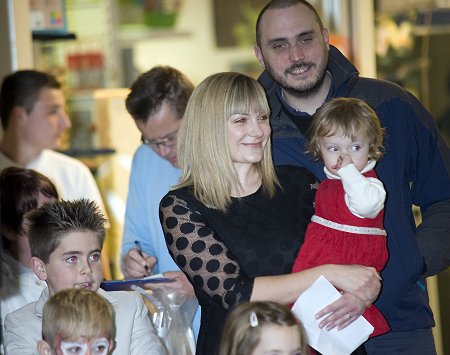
[175,72,279,211]
[307,97,385,161]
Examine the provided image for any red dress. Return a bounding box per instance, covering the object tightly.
[292,169,390,337]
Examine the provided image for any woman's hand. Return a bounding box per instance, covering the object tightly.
[327,264,381,307]
[315,292,367,331]
[145,271,196,298]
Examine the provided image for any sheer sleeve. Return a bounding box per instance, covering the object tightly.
[159,193,254,310]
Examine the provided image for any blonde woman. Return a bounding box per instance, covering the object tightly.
[159,72,381,355]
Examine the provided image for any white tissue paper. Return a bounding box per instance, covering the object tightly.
[291,275,374,355]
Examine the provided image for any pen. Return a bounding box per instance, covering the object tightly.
[135,240,150,274]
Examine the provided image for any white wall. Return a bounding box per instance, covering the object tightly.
[0,0,34,78]
[130,0,377,85]
[132,0,260,85]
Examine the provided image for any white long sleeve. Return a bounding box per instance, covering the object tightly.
[335,163,386,218]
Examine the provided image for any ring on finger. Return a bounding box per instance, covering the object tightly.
[345,313,352,320]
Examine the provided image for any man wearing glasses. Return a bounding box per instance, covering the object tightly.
[120,66,200,339]
[140,131,178,166]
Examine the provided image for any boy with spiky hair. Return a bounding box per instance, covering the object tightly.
[3,199,165,355]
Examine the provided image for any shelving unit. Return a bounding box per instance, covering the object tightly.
[32,32,76,41]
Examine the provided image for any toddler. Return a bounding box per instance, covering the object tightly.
[37,288,115,355]
[292,97,390,337]
[219,301,308,355]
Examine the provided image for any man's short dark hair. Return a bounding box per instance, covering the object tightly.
[26,199,106,263]
[255,0,324,48]
[0,70,61,129]
[125,66,194,123]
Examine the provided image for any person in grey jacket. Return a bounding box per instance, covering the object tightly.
[3,199,165,355]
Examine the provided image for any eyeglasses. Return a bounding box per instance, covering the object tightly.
[141,132,178,150]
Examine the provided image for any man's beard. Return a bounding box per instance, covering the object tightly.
[265,55,329,99]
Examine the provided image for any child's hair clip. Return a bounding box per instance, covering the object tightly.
[249,311,259,327]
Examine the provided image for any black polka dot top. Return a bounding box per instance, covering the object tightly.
[159,165,316,355]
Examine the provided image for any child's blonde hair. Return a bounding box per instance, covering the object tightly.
[42,288,115,348]
[219,301,308,355]
[307,97,385,161]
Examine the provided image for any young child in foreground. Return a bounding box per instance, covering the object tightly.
[37,288,115,355]
[219,301,308,355]
[292,97,390,337]
[3,199,166,355]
